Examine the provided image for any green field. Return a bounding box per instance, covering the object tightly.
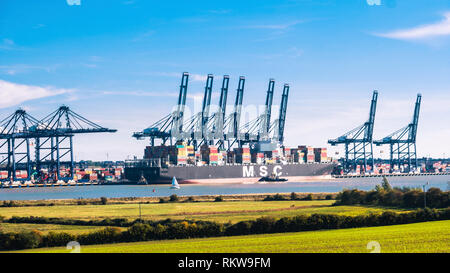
[0,200,409,223]
[10,220,449,253]
[0,222,123,235]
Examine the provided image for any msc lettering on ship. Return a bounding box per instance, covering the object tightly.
[242,165,282,177]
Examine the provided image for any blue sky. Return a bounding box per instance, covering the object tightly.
[1,0,449,160]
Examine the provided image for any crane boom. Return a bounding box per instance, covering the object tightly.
[409,93,421,142]
[213,75,229,141]
[230,76,245,139]
[276,84,289,143]
[259,79,275,140]
[171,72,189,139]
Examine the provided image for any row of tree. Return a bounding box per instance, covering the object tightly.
[335,186,449,208]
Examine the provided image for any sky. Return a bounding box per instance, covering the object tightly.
[0,0,449,161]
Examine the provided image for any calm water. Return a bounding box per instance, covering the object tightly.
[0,175,448,201]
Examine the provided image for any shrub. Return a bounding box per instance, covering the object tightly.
[264,193,287,201]
[325,195,333,200]
[77,198,88,205]
[159,198,167,203]
[381,176,392,191]
[186,196,195,202]
[290,192,298,200]
[302,194,313,201]
[43,232,76,247]
[1,200,18,207]
[100,197,108,205]
[0,231,42,250]
[214,196,223,202]
[336,184,449,209]
[169,194,179,202]
[78,227,123,245]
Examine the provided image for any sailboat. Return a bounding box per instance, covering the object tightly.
[170,176,180,189]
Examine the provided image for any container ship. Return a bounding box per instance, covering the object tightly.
[124,144,337,184]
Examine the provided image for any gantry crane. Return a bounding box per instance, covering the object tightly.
[374,94,422,173]
[209,75,230,148]
[183,74,214,149]
[0,109,40,181]
[271,84,290,144]
[328,91,378,174]
[34,106,116,180]
[133,72,189,145]
[0,107,116,182]
[224,76,246,150]
[240,79,275,145]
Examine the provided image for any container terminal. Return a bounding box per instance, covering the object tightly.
[0,72,448,187]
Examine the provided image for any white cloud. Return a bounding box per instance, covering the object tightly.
[244,20,304,30]
[145,71,209,82]
[0,80,72,109]
[376,11,450,40]
[102,90,178,97]
[0,38,17,50]
[0,64,60,75]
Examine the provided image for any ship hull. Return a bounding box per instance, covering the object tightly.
[125,163,336,184]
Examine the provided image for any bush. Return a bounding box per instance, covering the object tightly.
[186,196,195,202]
[78,227,123,245]
[263,193,286,201]
[169,194,179,202]
[1,200,18,207]
[159,198,167,203]
[100,197,108,205]
[77,198,88,205]
[0,231,42,250]
[290,192,298,200]
[214,196,223,202]
[302,194,313,201]
[335,184,449,209]
[325,195,333,200]
[43,232,75,247]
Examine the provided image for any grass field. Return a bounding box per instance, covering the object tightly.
[0,200,409,223]
[10,220,449,253]
[0,222,123,235]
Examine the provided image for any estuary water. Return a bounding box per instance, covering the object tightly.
[0,175,448,201]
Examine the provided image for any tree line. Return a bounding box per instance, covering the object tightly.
[335,178,449,208]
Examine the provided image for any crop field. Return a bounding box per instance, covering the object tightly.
[0,200,409,223]
[0,222,122,235]
[10,220,450,253]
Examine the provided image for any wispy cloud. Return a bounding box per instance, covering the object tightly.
[208,9,231,15]
[243,20,304,30]
[32,23,46,29]
[101,90,208,100]
[102,90,178,97]
[0,38,19,50]
[0,80,73,108]
[375,11,450,40]
[0,64,60,75]
[131,30,155,42]
[257,46,303,60]
[145,72,208,82]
